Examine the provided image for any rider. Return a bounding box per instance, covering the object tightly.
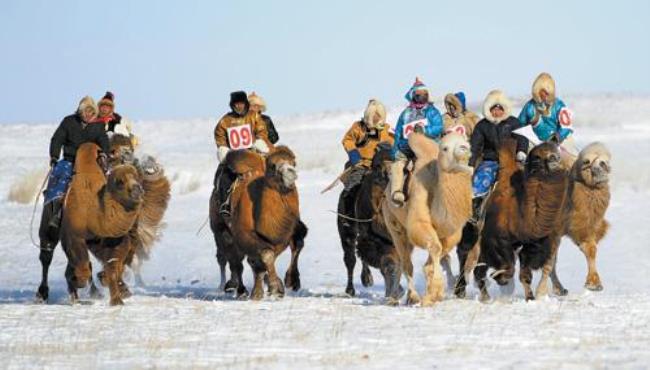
[389,77,444,207]
[97,91,138,147]
[518,72,577,163]
[42,96,110,231]
[469,90,528,222]
[340,99,393,210]
[248,92,280,144]
[213,91,271,214]
[442,91,479,139]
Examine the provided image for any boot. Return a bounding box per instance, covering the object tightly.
[47,200,63,229]
[389,160,406,207]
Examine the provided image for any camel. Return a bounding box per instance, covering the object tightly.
[550,142,611,293]
[60,143,144,305]
[211,146,307,300]
[473,137,569,301]
[383,132,473,306]
[337,143,403,299]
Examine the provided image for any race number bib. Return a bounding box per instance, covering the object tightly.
[402,119,427,138]
[558,107,573,127]
[444,124,467,137]
[227,124,253,150]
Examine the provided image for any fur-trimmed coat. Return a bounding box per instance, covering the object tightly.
[442,93,479,139]
[342,120,393,165]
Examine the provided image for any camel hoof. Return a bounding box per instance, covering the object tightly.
[110,297,124,306]
[386,297,400,306]
[554,287,569,296]
[36,286,49,303]
[361,270,374,287]
[224,279,238,293]
[345,286,356,297]
[250,291,264,301]
[89,286,104,300]
[525,293,535,301]
[585,282,603,292]
[406,293,421,306]
[421,296,436,307]
[479,291,491,303]
[284,273,301,291]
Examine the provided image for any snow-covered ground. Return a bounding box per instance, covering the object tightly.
[1,94,650,369]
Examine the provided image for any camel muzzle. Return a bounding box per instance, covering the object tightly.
[279,163,298,188]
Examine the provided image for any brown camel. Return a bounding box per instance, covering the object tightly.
[214,146,306,300]
[473,137,569,301]
[61,143,144,305]
[551,142,611,293]
[383,132,473,306]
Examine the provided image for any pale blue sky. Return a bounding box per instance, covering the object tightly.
[1,0,648,123]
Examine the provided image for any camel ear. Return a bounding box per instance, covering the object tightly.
[548,133,561,145]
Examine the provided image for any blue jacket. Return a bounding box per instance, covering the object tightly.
[391,104,443,159]
[518,98,573,141]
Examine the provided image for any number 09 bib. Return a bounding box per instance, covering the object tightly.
[227,124,253,150]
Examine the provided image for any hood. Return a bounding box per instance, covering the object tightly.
[532,72,556,104]
[363,99,387,129]
[444,92,466,114]
[482,90,512,124]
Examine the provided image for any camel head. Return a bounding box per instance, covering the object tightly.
[266,146,298,190]
[526,141,562,177]
[437,133,472,174]
[574,142,611,187]
[107,164,144,211]
[135,154,164,181]
[108,134,135,167]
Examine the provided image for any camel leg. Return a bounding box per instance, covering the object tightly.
[285,222,306,291]
[361,262,374,288]
[248,257,266,301]
[519,264,535,301]
[549,257,569,296]
[473,252,490,302]
[338,194,357,297]
[65,263,79,304]
[261,249,284,298]
[441,254,455,291]
[454,223,479,298]
[422,239,445,307]
[401,245,420,306]
[36,247,55,303]
[578,240,603,291]
[215,238,228,291]
[88,262,104,299]
[342,241,357,296]
[380,251,402,304]
[535,238,560,298]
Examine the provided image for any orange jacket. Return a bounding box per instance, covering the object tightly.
[341,121,393,165]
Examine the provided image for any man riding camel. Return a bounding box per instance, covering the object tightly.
[213,91,272,215]
[518,72,577,163]
[339,99,393,214]
[389,77,444,207]
[248,92,280,144]
[97,91,137,147]
[42,96,110,233]
[442,91,479,139]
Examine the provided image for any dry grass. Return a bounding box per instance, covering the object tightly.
[7,168,47,204]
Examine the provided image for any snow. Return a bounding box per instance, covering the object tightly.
[1,94,650,369]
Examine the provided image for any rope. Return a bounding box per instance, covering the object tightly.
[29,168,52,250]
[196,215,209,236]
[327,210,373,223]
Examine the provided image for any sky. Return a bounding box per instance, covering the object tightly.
[1,0,649,123]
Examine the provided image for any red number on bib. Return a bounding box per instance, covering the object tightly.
[227,124,254,150]
[558,108,573,127]
[402,119,427,138]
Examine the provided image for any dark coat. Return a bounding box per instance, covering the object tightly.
[261,114,279,144]
[49,113,110,162]
[469,116,528,167]
[105,112,123,133]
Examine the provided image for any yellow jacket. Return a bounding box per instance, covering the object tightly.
[341,121,394,165]
[214,111,270,149]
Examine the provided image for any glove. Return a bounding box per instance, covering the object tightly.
[348,149,361,166]
[414,124,424,134]
[50,157,58,168]
[253,139,270,153]
[516,151,527,163]
[217,146,230,162]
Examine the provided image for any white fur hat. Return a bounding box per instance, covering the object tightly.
[482,90,512,124]
[248,92,267,112]
[77,96,98,115]
[532,72,556,104]
[364,99,387,129]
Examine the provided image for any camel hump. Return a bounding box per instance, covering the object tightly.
[408,133,439,163]
[225,150,265,176]
[74,143,102,174]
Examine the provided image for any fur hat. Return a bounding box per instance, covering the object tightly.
[482,90,512,124]
[98,91,115,107]
[363,99,387,129]
[77,96,98,115]
[404,77,431,102]
[532,72,556,104]
[248,92,267,112]
[444,92,466,113]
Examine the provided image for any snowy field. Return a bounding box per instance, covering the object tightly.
[1,94,650,369]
